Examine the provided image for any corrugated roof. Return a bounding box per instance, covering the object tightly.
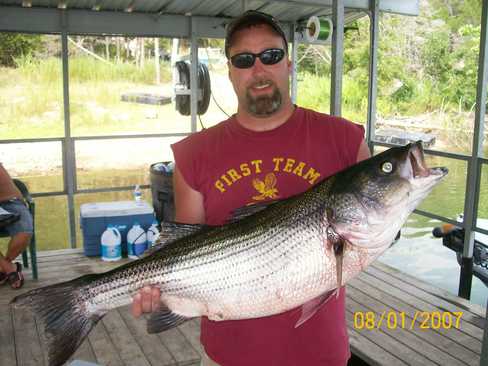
[0,0,418,37]
[1,0,419,21]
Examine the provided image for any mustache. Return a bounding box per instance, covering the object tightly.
[247,79,276,88]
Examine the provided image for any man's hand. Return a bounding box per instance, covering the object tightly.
[131,286,161,317]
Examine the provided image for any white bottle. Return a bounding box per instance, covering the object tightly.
[100,225,122,261]
[133,185,142,203]
[147,220,160,248]
[127,223,147,259]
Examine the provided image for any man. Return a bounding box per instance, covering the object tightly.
[133,10,370,365]
[0,163,32,289]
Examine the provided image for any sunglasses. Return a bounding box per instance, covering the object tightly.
[230,48,285,69]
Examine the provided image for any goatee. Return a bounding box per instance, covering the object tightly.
[246,86,282,117]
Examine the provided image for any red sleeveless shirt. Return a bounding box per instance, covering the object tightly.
[172,106,364,366]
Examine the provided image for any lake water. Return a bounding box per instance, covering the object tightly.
[378,214,488,307]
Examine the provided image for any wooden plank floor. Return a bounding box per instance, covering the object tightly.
[348,262,486,366]
[0,249,201,366]
[0,249,485,366]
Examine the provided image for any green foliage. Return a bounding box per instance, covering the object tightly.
[297,72,330,112]
[12,55,172,85]
[429,0,481,31]
[296,0,482,117]
[421,30,451,78]
[0,33,43,67]
[13,55,62,85]
[343,20,370,74]
[419,20,480,110]
[0,56,173,139]
[68,57,171,84]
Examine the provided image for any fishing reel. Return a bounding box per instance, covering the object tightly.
[294,16,333,44]
[174,61,211,116]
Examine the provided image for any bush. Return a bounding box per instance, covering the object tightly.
[0,33,43,67]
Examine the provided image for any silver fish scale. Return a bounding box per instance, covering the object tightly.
[86,195,334,319]
[169,216,328,318]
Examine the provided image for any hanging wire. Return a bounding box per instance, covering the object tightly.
[205,47,231,118]
[211,92,231,117]
[198,113,206,130]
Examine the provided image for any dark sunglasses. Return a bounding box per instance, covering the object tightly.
[230,48,285,69]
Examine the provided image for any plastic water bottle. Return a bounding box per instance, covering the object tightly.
[147,220,160,248]
[133,185,142,202]
[152,162,167,172]
[127,222,147,259]
[100,225,122,261]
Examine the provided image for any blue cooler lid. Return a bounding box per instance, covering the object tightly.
[81,201,154,218]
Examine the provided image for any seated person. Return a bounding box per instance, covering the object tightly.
[0,163,33,289]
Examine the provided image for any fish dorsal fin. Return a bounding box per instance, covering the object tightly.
[142,222,205,257]
[295,290,337,328]
[160,221,205,241]
[226,201,275,224]
[146,307,191,333]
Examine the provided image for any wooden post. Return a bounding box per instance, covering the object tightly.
[105,37,110,60]
[140,38,145,67]
[155,38,160,84]
[116,37,120,62]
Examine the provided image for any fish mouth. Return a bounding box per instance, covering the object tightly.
[408,142,448,180]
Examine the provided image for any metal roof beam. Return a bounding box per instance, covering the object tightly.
[0,6,297,40]
[0,6,236,38]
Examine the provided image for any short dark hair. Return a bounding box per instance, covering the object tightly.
[225,10,288,58]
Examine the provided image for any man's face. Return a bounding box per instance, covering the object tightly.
[227,24,291,118]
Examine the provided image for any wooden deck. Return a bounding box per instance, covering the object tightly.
[0,249,485,366]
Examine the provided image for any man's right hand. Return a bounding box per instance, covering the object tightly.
[131,286,161,317]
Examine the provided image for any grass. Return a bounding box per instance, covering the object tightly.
[0,56,172,139]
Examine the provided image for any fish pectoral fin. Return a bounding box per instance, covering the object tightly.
[146,308,192,333]
[295,291,335,328]
[327,223,348,290]
[334,240,345,289]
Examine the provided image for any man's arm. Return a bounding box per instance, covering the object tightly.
[173,166,206,224]
[131,165,205,317]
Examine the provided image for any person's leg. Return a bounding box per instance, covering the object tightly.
[5,232,31,263]
[0,250,7,284]
[0,232,31,273]
[0,251,16,273]
[0,199,33,288]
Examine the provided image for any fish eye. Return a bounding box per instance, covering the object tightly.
[381,161,394,174]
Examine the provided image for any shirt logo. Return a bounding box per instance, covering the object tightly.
[252,173,279,201]
[214,157,321,194]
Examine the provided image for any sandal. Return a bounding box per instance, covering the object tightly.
[7,262,24,289]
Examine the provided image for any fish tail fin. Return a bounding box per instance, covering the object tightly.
[10,274,104,366]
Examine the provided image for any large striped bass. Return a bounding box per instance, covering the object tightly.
[11,141,447,366]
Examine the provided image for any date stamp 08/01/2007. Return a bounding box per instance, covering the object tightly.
[353,310,464,331]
